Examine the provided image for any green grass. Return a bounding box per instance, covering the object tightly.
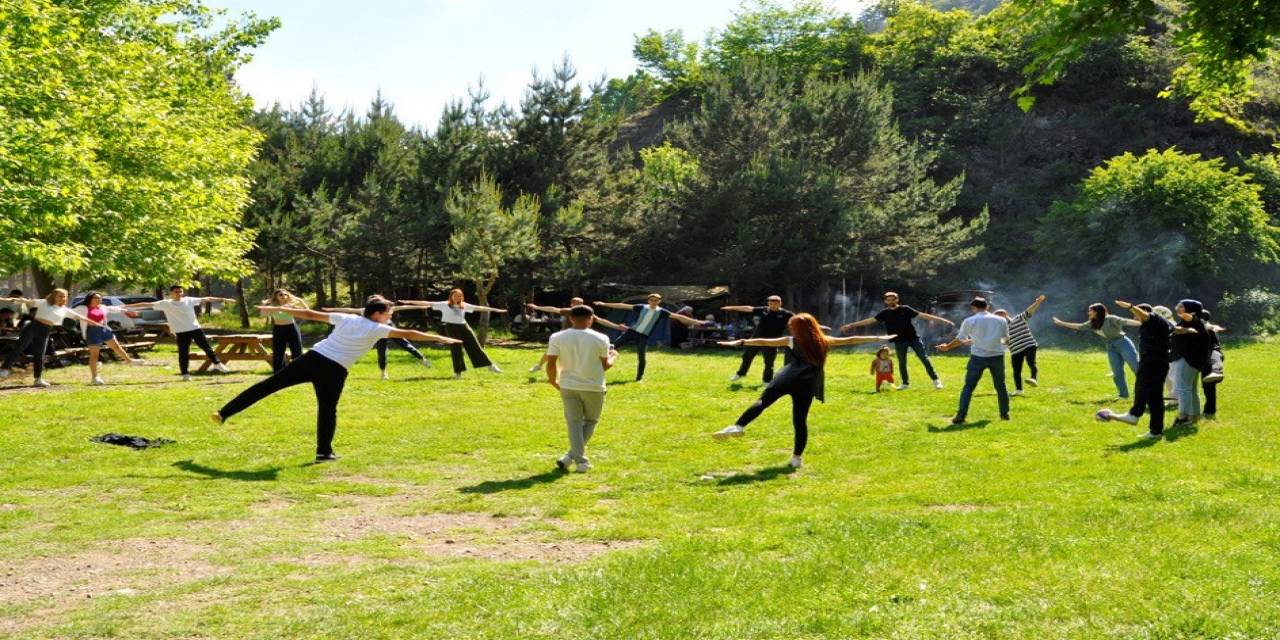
[2,340,1278,639]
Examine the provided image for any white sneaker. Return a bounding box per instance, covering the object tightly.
[555,453,573,470]
[91,376,106,386]
[181,374,192,382]
[33,379,51,388]
[381,371,389,380]
[1139,432,1161,440]
[729,373,744,382]
[453,372,462,379]
[789,455,803,469]
[713,425,745,440]
[213,363,230,373]
[529,364,542,373]
[574,461,592,473]
[1112,412,1140,425]
[1026,378,1038,387]
[420,358,432,368]
[1011,389,1023,397]
[933,379,944,390]
[1202,372,1224,384]
[896,384,909,391]
[488,364,503,373]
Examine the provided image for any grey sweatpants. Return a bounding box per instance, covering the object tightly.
[560,388,606,463]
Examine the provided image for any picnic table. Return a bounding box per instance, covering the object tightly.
[188,333,275,372]
[685,326,737,347]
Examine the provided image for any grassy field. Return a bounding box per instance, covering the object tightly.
[2,339,1278,639]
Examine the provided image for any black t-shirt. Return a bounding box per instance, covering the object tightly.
[752,307,794,338]
[1137,315,1173,364]
[1171,317,1210,369]
[875,306,920,343]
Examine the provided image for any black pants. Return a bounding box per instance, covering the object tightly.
[1202,349,1223,415]
[2,321,51,378]
[219,351,348,455]
[1011,346,1038,391]
[443,323,491,373]
[612,329,650,380]
[271,323,304,372]
[1129,361,1169,435]
[894,337,939,385]
[376,337,425,370]
[176,329,220,375]
[736,383,815,456]
[737,346,779,383]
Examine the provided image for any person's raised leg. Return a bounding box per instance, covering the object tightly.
[310,359,348,457]
[107,338,133,364]
[218,351,316,421]
[911,337,940,382]
[1,322,38,370]
[396,338,426,362]
[191,330,221,365]
[990,356,1009,417]
[735,384,787,428]
[791,390,814,456]
[954,357,984,422]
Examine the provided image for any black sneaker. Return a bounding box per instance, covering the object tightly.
[1000,414,1010,421]
[315,453,340,462]
[950,416,965,425]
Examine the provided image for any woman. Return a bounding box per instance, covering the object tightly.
[322,296,433,380]
[401,289,506,378]
[712,313,894,469]
[1053,303,1140,398]
[212,298,460,461]
[261,289,309,372]
[1169,299,1211,426]
[73,292,140,385]
[0,289,104,388]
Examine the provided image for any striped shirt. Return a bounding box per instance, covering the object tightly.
[1006,311,1037,354]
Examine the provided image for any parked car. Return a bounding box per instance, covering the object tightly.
[66,295,164,333]
[926,290,997,342]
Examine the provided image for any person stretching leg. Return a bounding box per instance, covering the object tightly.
[594,293,706,382]
[840,291,952,390]
[527,297,627,372]
[126,285,234,380]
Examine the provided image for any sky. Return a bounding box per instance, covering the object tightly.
[215,0,869,129]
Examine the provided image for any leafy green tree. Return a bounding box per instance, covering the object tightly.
[0,0,277,293]
[445,174,540,342]
[1038,148,1280,300]
[711,0,870,79]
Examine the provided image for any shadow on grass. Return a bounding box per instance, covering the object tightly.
[927,419,991,433]
[457,468,567,494]
[716,465,795,486]
[1064,397,1127,407]
[1108,421,1200,453]
[172,459,282,481]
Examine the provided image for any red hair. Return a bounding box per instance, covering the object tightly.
[788,313,828,367]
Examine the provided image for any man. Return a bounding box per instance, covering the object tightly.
[841,291,953,390]
[593,293,706,382]
[127,286,235,380]
[1101,301,1176,439]
[938,297,1010,424]
[545,305,619,472]
[525,297,628,373]
[722,295,793,383]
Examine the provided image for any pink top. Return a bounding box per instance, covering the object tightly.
[87,307,106,324]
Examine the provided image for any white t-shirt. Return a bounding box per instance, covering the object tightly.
[431,301,475,325]
[546,328,610,393]
[33,300,73,325]
[152,297,207,333]
[310,313,394,369]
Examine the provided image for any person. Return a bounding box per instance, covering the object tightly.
[1100,301,1189,438]
[840,291,952,390]
[1199,309,1226,417]
[72,292,140,385]
[211,299,460,461]
[938,297,1010,424]
[322,298,433,380]
[0,289,105,387]
[0,307,16,331]
[594,293,707,382]
[993,294,1046,396]
[261,289,309,373]
[525,298,627,373]
[1169,299,1211,426]
[544,305,620,473]
[723,295,794,383]
[400,289,505,378]
[712,314,894,469]
[871,346,895,392]
[125,286,233,380]
[0,289,28,326]
[1053,303,1141,399]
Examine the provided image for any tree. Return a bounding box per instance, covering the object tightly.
[445,174,540,342]
[0,0,277,293]
[1010,0,1280,127]
[1037,148,1280,302]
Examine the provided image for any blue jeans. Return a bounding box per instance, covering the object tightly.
[1172,358,1202,417]
[955,355,1009,421]
[894,337,939,386]
[1106,336,1140,398]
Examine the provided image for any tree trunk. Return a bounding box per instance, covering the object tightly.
[313,263,327,309]
[235,278,250,329]
[31,266,56,297]
[62,272,74,292]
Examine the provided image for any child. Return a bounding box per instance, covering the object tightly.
[871,346,894,392]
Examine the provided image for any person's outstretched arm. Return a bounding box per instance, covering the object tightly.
[593,317,628,331]
[917,311,955,327]
[1025,294,1047,316]
[1113,300,1149,323]
[0,296,38,306]
[257,306,331,323]
[720,305,755,313]
[593,301,634,310]
[67,309,106,328]
[122,300,157,309]
[1053,317,1086,330]
[396,299,445,307]
[526,303,564,315]
[829,335,897,347]
[388,328,461,344]
[467,304,507,314]
[838,316,878,333]
[319,307,361,314]
[670,312,707,327]
[937,337,973,352]
[719,337,790,348]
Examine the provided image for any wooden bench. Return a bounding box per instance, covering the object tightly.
[188,334,275,372]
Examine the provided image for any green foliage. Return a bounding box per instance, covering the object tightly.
[633,29,704,99]
[1038,148,1280,300]
[0,0,277,291]
[710,0,870,79]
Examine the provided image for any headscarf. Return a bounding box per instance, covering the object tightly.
[1179,299,1203,316]
[1152,306,1174,321]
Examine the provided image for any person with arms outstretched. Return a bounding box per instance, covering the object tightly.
[526,297,627,373]
[73,292,141,385]
[722,295,793,383]
[1099,301,1195,438]
[261,289,309,372]
[993,294,1046,396]
[323,297,433,380]
[0,289,105,388]
[126,285,234,380]
[594,293,707,382]
[400,289,505,378]
[938,297,1010,425]
[840,291,952,390]
[1053,303,1141,399]
[211,298,460,461]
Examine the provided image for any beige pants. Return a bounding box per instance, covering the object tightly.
[560,388,605,463]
